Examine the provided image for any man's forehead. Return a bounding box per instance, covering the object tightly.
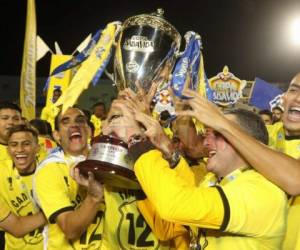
[290,73,300,86]
[9,131,34,140]
[0,108,20,115]
[60,108,84,118]
[289,82,300,89]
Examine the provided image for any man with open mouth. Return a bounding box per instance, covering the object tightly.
[0,102,22,250]
[0,124,46,250]
[266,73,300,250]
[105,97,288,249]
[33,107,104,250]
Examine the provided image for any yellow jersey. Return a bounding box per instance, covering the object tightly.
[267,122,300,159]
[90,114,102,137]
[37,136,57,162]
[100,186,171,250]
[190,161,208,186]
[0,143,9,238]
[134,150,287,250]
[0,161,43,250]
[267,122,300,250]
[0,143,10,164]
[40,104,60,131]
[34,148,104,250]
[138,157,196,250]
[0,197,10,222]
[163,127,173,139]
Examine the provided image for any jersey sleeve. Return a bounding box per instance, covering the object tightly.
[222,170,287,236]
[34,162,74,223]
[137,199,188,240]
[0,196,10,222]
[134,150,226,230]
[136,157,198,240]
[173,156,197,186]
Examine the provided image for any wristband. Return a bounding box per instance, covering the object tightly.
[164,150,181,168]
[128,134,144,148]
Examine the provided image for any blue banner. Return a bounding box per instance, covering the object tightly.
[204,71,214,101]
[171,32,201,98]
[249,77,283,110]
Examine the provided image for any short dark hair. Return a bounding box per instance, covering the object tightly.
[159,110,171,121]
[272,106,283,113]
[8,124,38,143]
[224,109,269,145]
[81,109,92,121]
[54,110,63,131]
[0,101,22,113]
[92,102,106,110]
[53,88,62,94]
[258,109,272,118]
[29,119,52,136]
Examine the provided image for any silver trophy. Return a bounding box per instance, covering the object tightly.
[114,8,181,92]
[77,9,181,189]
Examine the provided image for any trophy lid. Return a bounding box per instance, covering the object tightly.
[122,8,181,49]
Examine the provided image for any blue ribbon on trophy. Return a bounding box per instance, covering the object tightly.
[43,29,103,91]
[171,31,202,98]
[204,71,214,101]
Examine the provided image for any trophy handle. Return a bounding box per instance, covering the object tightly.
[104,69,116,86]
[174,31,202,59]
[175,50,184,58]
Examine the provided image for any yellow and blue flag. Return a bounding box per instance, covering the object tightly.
[55,22,121,113]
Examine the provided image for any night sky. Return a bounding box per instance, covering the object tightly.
[1,0,300,83]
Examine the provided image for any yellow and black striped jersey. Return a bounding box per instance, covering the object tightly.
[100,186,171,250]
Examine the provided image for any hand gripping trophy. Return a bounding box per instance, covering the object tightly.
[76,9,182,189]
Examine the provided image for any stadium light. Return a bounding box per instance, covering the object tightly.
[289,17,300,46]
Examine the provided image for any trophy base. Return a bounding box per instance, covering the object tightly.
[76,160,141,190]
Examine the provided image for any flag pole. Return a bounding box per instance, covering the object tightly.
[247,80,255,105]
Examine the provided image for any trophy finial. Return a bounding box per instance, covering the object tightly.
[152,8,164,18]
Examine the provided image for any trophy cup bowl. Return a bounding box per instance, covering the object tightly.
[76,9,181,189]
[114,8,181,92]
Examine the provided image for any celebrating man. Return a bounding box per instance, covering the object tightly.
[104,98,288,249]
[0,124,46,250]
[34,107,104,250]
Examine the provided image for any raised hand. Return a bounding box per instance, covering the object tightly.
[71,167,104,203]
[102,100,142,143]
[134,111,174,158]
[118,79,160,115]
[177,89,227,131]
[85,172,104,203]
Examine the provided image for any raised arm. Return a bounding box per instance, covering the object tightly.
[56,170,103,240]
[179,89,300,195]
